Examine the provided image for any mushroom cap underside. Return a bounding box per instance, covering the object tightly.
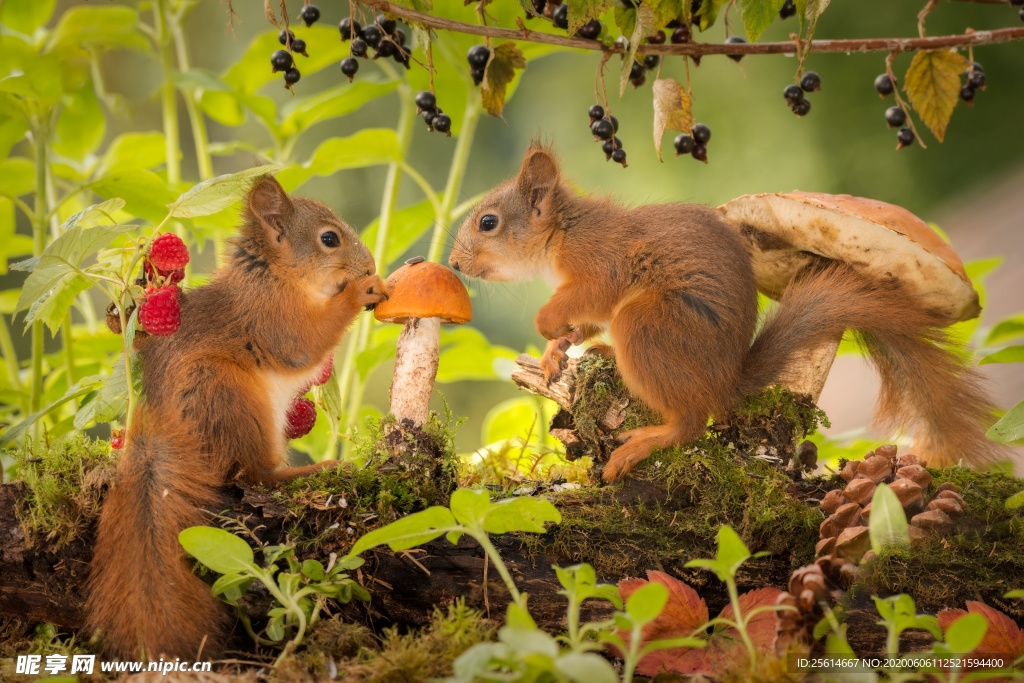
[373,261,473,324]
[716,191,980,324]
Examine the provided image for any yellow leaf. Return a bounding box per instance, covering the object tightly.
[904,49,969,143]
[652,78,694,162]
[481,42,526,120]
[620,3,654,98]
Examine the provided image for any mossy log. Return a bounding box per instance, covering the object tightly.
[1,355,1022,662]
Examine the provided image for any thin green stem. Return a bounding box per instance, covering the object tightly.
[1,193,33,221]
[154,0,181,186]
[118,305,136,434]
[396,160,442,216]
[62,314,76,388]
[427,95,481,264]
[474,531,523,606]
[726,578,757,670]
[0,315,27,413]
[29,122,49,436]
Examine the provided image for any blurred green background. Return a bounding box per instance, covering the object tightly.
[3,0,1022,461]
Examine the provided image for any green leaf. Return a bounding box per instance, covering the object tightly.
[266,615,285,642]
[554,652,618,683]
[74,351,143,428]
[0,379,99,447]
[988,399,1024,444]
[277,129,400,191]
[53,86,105,162]
[173,68,233,94]
[483,397,542,446]
[620,4,654,97]
[986,315,1024,346]
[905,49,970,143]
[95,132,167,177]
[626,582,668,624]
[0,198,33,276]
[280,80,399,137]
[450,488,492,528]
[1,0,57,34]
[868,483,911,554]
[978,345,1024,365]
[482,42,527,119]
[168,164,284,218]
[223,26,348,95]
[301,559,326,581]
[360,196,440,268]
[566,0,612,34]
[0,157,36,197]
[437,327,517,383]
[210,573,254,602]
[498,625,559,657]
[483,496,562,534]
[0,118,28,160]
[944,612,987,653]
[47,5,150,54]
[693,0,728,30]
[1007,490,1024,510]
[347,506,458,557]
[179,526,256,575]
[740,0,785,42]
[92,169,178,223]
[714,525,752,577]
[1005,590,1024,599]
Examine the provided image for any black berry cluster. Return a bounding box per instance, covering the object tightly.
[1011,0,1024,22]
[626,51,661,88]
[416,90,451,136]
[783,71,821,117]
[339,13,410,83]
[960,61,987,106]
[467,45,489,86]
[588,105,627,168]
[673,122,711,163]
[873,73,914,150]
[272,29,307,90]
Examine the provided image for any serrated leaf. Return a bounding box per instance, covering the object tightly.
[168,165,284,218]
[739,0,784,42]
[620,4,654,97]
[567,0,611,34]
[905,49,969,143]
[482,42,526,120]
[652,79,694,162]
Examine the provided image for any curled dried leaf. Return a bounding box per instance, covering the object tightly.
[481,42,527,119]
[652,78,695,162]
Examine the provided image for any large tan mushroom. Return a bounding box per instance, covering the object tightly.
[716,191,979,401]
[374,258,472,427]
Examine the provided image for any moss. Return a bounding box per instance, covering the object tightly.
[713,384,829,464]
[863,466,1024,617]
[7,434,116,549]
[280,600,493,682]
[0,621,100,682]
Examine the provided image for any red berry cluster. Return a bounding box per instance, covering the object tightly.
[136,233,190,337]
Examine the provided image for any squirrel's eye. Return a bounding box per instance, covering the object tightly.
[320,231,341,248]
[479,214,499,232]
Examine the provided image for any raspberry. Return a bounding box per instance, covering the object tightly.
[138,286,181,336]
[111,431,125,450]
[286,397,317,439]
[311,352,334,386]
[144,260,184,286]
[149,233,190,271]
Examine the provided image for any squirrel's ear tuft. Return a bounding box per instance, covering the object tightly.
[517,147,560,212]
[245,176,294,243]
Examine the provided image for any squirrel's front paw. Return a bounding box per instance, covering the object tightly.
[540,336,572,385]
[356,274,386,310]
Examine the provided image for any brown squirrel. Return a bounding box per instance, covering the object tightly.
[449,145,1005,482]
[88,176,385,660]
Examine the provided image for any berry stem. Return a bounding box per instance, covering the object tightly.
[0,314,27,414]
[918,0,940,38]
[28,118,49,439]
[117,303,137,435]
[885,51,928,149]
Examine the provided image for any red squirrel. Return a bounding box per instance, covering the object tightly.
[88,177,385,659]
[449,145,1005,482]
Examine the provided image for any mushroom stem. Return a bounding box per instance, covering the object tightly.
[390,317,440,426]
[777,335,842,403]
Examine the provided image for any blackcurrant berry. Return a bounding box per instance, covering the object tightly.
[589,104,605,122]
[591,118,614,140]
[553,3,569,29]
[897,127,915,149]
[691,122,711,144]
[1012,0,1024,6]
[350,39,367,57]
[611,148,627,166]
[394,29,407,46]
[673,134,695,155]
[968,70,986,89]
[376,14,397,34]
[577,19,601,39]
[630,76,646,88]
[666,19,680,28]
[874,73,894,96]
[783,84,804,104]
[300,4,320,27]
[800,71,821,92]
[271,49,293,72]
[376,40,395,58]
[779,0,796,19]
[601,136,621,157]
[644,55,660,70]
[884,106,906,128]
[609,115,619,133]
[416,91,437,112]
[279,28,295,46]
[291,38,307,57]
[960,84,975,102]
[471,68,485,85]
[341,57,359,80]
[528,0,546,15]
[629,60,645,80]
[432,113,452,134]
[468,45,491,69]
[1019,5,1024,21]
[421,109,437,126]
[284,67,301,86]
[965,61,985,74]
[725,35,746,62]
[647,30,666,44]
[393,48,410,68]
[671,26,690,43]
[361,25,383,48]
[339,18,362,40]
[692,144,708,162]
[791,99,811,116]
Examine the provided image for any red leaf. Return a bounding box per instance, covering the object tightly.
[964,601,1024,658]
[618,571,709,642]
[719,587,786,654]
[937,607,968,634]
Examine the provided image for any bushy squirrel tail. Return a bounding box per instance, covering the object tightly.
[87,411,227,660]
[739,261,1006,468]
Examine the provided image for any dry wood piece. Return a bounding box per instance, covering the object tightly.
[510,354,577,412]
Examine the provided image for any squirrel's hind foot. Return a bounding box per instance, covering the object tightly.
[603,422,686,482]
